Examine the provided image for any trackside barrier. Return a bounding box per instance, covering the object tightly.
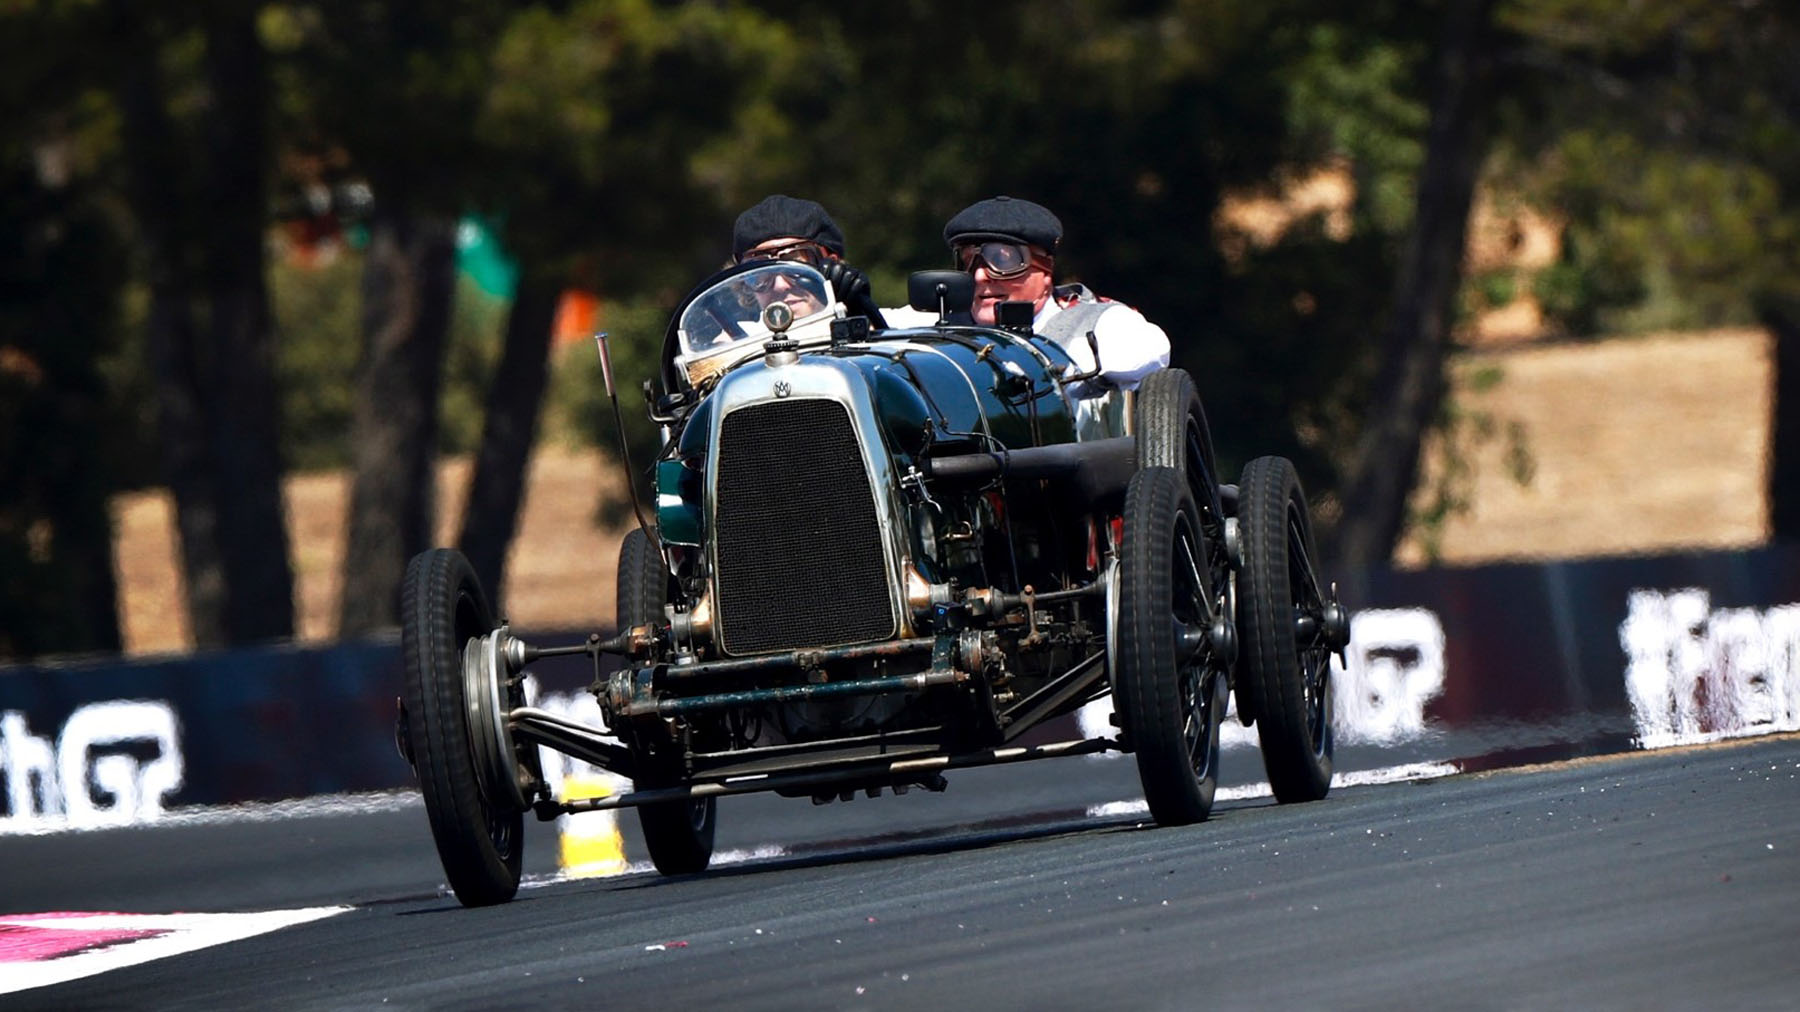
[0,638,412,830]
[4,545,1798,834]
[1336,545,1800,760]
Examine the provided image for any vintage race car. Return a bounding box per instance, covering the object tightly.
[399,260,1350,906]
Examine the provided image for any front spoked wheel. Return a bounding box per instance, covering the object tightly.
[401,548,526,906]
[1237,456,1335,803]
[1115,467,1229,825]
[617,526,716,875]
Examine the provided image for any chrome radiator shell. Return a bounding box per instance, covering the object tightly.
[704,358,909,656]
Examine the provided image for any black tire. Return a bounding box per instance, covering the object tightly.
[1135,368,1221,507]
[1115,467,1228,825]
[401,548,522,906]
[617,526,716,875]
[1237,456,1334,803]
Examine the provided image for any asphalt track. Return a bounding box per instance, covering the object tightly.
[4,734,1797,1009]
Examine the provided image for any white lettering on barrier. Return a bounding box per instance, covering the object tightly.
[0,700,184,832]
[1333,608,1448,745]
[1079,607,1449,748]
[2,710,60,821]
[1619,588,1800,748]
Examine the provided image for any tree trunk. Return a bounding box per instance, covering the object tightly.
[336,212,458,638]
[0,164,124,658]
[42,386,125,655]
[201,8,293,643]
[1328,0,1498,573]
[110,2,230,646]
[1763,296,1800,540]
[107,3,293,647]
[143,290,230,647]
[457,269,562,609]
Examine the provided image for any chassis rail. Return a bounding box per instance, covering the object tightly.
[614,666,969,719]
[537,735,1116,818]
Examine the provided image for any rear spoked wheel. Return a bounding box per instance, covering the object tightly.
[1115,467,1229,825]
[1237,456,1335,803]
[1135,367,1223,517]
[617,526,716,875]
[401,548,527,906]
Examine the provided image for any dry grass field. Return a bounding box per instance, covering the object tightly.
[1393,327,1769,565]
[112,446,634,655]
[110,327,1771,656]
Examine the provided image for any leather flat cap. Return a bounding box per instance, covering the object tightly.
[732,195,846,261]
[943,195,1062,252]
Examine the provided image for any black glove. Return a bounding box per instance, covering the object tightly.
[821,261,871,302]
[821,261,887,328]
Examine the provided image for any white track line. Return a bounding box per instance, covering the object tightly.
[0,791,421,838]
[0,907,350,996]
[5,761,1464,841]
[1086,761,1462,818]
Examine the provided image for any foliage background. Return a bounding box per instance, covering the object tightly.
[1,0,1794,657]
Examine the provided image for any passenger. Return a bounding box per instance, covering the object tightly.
[942,195,1169,396]
[731,194,880,324]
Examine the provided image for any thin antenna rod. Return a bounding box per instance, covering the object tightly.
[594,331,657,542]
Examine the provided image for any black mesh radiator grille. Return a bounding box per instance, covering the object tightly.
[714,398,896,654]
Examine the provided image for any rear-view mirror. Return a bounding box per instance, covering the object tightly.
[907,270,974,321]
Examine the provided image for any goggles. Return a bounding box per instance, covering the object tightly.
[744,271,786,294]
[955,240,1043,280]
[744,266,822,299]
[739,240,827,268]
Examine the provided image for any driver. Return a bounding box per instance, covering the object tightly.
[743,267,826,320]
[733,194,843,319]
[731,194,884,325]
[943,195,1169,393]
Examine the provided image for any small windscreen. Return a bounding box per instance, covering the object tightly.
[677,263,834,358]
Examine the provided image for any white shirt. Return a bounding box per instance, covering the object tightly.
[880,292,1170,391]
[1033,294,1170,392]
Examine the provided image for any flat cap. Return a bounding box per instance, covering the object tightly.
[732,195,846,261]
[943,195,1062,252]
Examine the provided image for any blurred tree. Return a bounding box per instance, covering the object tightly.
[0,4,118,658]
[8,0,1793,664]
[280,2,504,637]
[1493,3,1793,335]
[269,251,362,471]
[741,1,1387,479]
[457,267,560,607]
[0,163,125,658]
[269,251,508,471]
[1486,0,1799,537]
[454,0,796,604]
[757,1,1431,553]
[1332,0,1500,571]
[1201,9,1429,504]
[103,0,295,646]
[334,211,458,637]
[267,0,798,627]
